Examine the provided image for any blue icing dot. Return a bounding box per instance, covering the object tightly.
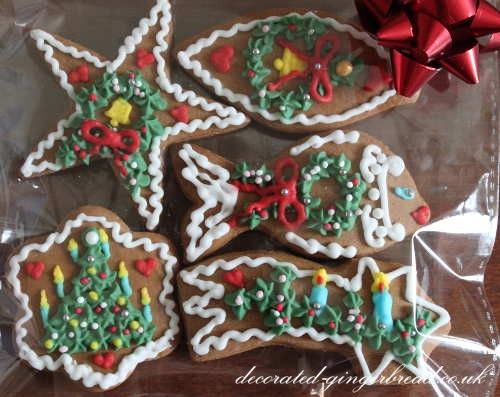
[394,187,416,200]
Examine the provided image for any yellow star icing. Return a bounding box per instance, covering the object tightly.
[273,48,307,77]
[105,98,132,127]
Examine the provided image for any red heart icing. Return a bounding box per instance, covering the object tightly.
[25,261,45,280]
[223,268,245,288]
[134,258,157,277]
[135,49,155,69]
[92,352,115,369]
[68,64,89,84]
[169,105,189,124]
[411,206,431,225]
[210,45,235,73]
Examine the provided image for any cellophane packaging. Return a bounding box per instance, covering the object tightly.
[0,0,499,396]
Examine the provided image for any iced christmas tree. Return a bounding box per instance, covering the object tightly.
[39,227,155,355]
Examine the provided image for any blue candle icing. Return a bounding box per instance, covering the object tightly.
[310,284,328,315]
[372,290,393,331]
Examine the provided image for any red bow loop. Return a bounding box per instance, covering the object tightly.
[80,119,140,176]
[229,157,307,231]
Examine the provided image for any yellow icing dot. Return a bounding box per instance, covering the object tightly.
[89,341,99,351]
[129,320,140,330]
[117,297,127,306]
[44,339,54,349]
[112,338,123,348]
[88,291,99,301]
[273,48,307,77]
[87,266,97,275]
[69,319,79,328]
[335,60,354,77]
[105,98,132,127]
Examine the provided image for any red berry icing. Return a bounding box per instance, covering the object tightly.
[99,272,107,279]
[80,277,90,285]
[355,315,365,324]
[417,318,426,327]
[74,307,83,314]
[401,331,410,338]
[88,93,97,102]
[308,309,316,316]
[282,317,289,323]
[247,70,256,78]
[275,303,284,312]
[328,321,336,329]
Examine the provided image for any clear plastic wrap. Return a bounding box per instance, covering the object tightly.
[0,0,499,395]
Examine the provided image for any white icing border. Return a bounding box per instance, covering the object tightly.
[21,0,247,230]
[179,144,238,262]
[177,12,397,126]
[6,212,180,390]
[180,256,451,386]
[179,130,409,261]
[360,144,406,247]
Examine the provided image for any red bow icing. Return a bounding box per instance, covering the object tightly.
[81,120,140,177]
[229,157,306,230]
[355,0,500,97]
[267,34,341,103]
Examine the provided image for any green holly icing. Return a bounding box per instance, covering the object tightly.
[243,15,365,119]
[223,265,438,367]
[57,71,168,198]
[40,227,155,355]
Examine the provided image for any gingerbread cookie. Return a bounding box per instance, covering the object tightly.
[6,206,180,390]
[177,251,451,384]
[171,129,429,262]
[21,0,249,230]
[177,9,417,133]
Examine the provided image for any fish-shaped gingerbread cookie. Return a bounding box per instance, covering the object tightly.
[6,206,180,391]
[177,9,417,133]
[171,130,430,263]
[177,251,451,387]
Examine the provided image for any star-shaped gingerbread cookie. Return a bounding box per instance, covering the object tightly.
[21,0,249,230]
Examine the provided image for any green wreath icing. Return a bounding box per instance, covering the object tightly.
[224,265,437,365]
[299,151,366,236]
[57,71,168,197]
[231,151,367,234]
[243,15,365,119]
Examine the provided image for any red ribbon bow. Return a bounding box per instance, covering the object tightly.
[229,157,307,230]
[81,119,140,176]
[355,0,500,97]
[267,34,341,103]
